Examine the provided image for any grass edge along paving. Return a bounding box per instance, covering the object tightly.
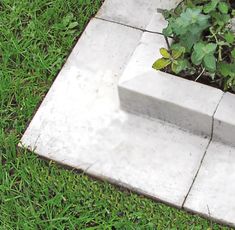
[0,0,231,229]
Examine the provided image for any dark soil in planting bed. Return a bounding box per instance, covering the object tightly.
[154,1,235,94]
[162,67,235,94]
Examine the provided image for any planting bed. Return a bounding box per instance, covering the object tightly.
[152,0,235,94]
[119,13,235,146]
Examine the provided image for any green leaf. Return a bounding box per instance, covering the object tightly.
[191,42,217,65]
[171,44,186,57]
[163,8,210,51]
[171,59,189,74]
[191,52,203,65]
[172,49,183,59]
[211,11,231,26]
[203,0,219,14]
[171,43,186,53]
[152,58,171,70]
[172,8,210,36]
[160,48,171,58]
[179,32,201,51]
[203,54,216,73]
[218,2,229,14]
[171,62,178,74]
[205,43,217,54]
[191,43,205,65]
[218,62,230,77]
[162,24,173,37]
[224,32,234,44]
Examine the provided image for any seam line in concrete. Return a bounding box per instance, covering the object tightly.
[181,92,225,208]
[95,16,164,36]
[181,139,211,208]
[211,92,225,140]
[92,16,230,211]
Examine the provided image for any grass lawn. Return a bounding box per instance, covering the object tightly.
[0,0,231,229]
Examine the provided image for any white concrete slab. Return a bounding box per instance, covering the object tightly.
[118,32,224,137]
[20,18,210,207]
[145,13,168,33]
[119,32,168,84]
[96,0,181,31]
[213,92,235,146]
[184,141,235,228]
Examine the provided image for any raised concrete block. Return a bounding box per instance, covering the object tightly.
[118,32,224,136]
[145,13,168,33]
[184,141,235,228]
[213,93,235,146]
[20,17,210,208]
[96,0,181,31]
[119,32,167,84]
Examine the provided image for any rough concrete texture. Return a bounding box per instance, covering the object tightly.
[145,13,168,33]
[119,32,167,84]
[213,93,235,146]
[118,32,224,137]
[20,18,210,208]
[184,141,235,228]
[96,0,181,30]
[19,3,235,227]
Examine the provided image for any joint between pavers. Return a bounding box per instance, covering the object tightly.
[211,92,225,141]
[182,92,225,208]
[95,16,145,32]
[181,139,212,208]
[95,16,166,36]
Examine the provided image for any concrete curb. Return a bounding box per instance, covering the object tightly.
[118,13,235,146]
[118,31,224,137]
[213,92,235,147]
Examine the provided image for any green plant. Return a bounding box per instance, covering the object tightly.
[153,0,235,92]
[0,0,229,229]
[153,46,190,74]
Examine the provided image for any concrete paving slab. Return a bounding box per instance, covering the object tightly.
[20,18,210,207]
[184,141,235,228]
[96,0,181,31]
[213,92,235,146]
[118,32,224,136]
[119,32,167,84]
[145,13,168,33]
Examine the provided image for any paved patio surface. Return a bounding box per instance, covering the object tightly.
[20,1,235,227]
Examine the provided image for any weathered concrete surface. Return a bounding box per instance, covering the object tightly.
[19,4,235,227]
[119,32,167,84]
[118,32,224,137]
[96,0,181,31]
[20,18,210,208]
[213,93,235,146]
[145,13,168,33]
[184,141,235,228]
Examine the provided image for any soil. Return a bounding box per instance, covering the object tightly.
[163,68,235,94]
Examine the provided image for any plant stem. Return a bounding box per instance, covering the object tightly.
[195,68,205,82]
[164,36,171,50]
